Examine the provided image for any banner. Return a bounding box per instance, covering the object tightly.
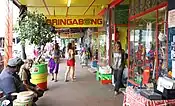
[168,10,175,28]
[60,33,81,39]
[46,16,103,28]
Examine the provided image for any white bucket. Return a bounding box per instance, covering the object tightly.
[17,91,34,102]
[13,99,32,106]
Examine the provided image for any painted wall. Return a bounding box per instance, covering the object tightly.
[118,27,128,51]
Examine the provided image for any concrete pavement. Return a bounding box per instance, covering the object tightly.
[37,57,123,106]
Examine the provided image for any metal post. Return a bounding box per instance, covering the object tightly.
[4,0,13,67]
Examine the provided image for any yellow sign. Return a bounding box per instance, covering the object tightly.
[46,16,103,28]
[60,33,81,39]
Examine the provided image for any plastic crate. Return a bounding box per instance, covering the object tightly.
[101,80,112,84]
[101,74,112,80]
[96,71,100,81]
[96,70,112,85]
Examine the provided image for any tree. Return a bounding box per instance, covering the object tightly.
[14,11,55,62]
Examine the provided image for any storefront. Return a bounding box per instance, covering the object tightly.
[111,4,129,51]
[128,0,168,86]
[91,31,98,60]
[97,0,129,66]
[123,0,175,105]
[97,11,108,66]
[94,0,126,85]
[110,2,129,85]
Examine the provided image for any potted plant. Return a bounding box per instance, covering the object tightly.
[14,10,55,90]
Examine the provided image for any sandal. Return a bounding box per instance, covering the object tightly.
[114,91,120,96]
[71,78,76,82]
[51,78,54,81]
[64,80,69,82]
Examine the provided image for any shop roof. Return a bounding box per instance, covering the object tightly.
[17,0,113,16]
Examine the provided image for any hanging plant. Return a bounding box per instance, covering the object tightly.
[14,10,55,63]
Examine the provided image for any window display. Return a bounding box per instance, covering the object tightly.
[91,32,98,59]
[98,32,107,65]
[128,6,168,85]
[157,7,168,76]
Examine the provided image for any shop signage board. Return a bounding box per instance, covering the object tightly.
[46,16,103,28]
[168,0,175,28]
[168,10,175,28]
[60,33,81,39]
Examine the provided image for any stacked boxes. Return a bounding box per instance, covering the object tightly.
[96,66,112,84]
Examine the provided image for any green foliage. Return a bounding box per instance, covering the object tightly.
[14,11,55,46]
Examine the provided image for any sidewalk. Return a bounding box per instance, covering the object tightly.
[37,57,124,106]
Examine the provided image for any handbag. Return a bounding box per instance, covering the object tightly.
[122,67,128,79]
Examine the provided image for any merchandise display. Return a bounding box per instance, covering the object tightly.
[91,32,98,60]
[96,66,112,84]
[123,86,175,106]
[128,4,168,87]
[123,1,175,105]
[140,89,162,100]
[157,77,175,92]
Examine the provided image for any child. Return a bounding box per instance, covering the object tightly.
[48,55,58,82]
[92,55,98,68]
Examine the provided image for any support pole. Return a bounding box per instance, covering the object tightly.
[4,0,13,67]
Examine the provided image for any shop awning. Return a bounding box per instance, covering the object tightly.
[16,0,114,16]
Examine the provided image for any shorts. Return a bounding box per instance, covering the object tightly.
[67,59,75,66]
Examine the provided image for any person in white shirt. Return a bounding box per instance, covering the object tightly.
[111,41,126,95]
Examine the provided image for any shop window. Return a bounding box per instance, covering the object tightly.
[129,11,156,80]
[91,32,98,59]
[98,32,107,64]
[157,7,168,72]
[128,6,168,85]
[129,0,167,17]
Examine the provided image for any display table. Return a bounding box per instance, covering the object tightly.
[123,87,175,106]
